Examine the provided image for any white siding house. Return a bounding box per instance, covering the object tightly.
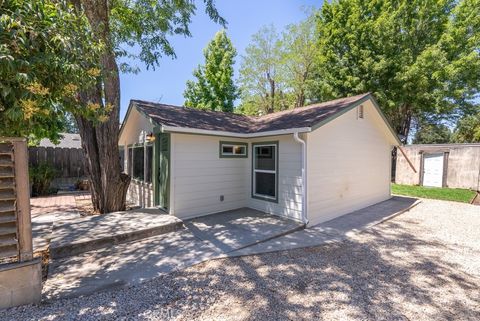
[306,99,396,225]
[118,93,400,226]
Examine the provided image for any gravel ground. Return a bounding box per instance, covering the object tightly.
[4,199,480,321]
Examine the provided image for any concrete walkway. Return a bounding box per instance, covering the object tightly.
[227,196,419,257]
[43,208,303,300]
[42,196,418,301]
[184,208,305,252]
[31,194,86,253]
[49,208,182,258]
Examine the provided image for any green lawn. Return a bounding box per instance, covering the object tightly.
[392,183,476,203]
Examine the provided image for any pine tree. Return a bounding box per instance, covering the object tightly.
[184,30,238,112]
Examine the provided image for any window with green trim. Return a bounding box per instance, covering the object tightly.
[133,146,144,180]
[128,144,153,183]
[119,146,125,173]
[219,141,248,158]
[145,145,153,183]
[252,142,278,201]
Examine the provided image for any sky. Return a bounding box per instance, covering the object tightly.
[119,0,322,120]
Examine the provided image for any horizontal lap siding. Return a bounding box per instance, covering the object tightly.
[307,101,392,226]
[247,135,303,222]
[172,134,249,219]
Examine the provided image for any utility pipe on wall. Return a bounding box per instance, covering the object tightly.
[293,132,308,225]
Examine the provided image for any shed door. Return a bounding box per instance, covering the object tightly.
[423,153,444,187]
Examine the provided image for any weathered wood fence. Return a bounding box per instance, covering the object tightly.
[28,147,86,178]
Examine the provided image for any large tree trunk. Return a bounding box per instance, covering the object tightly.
[76,0,130,213]
[390,103,413,144]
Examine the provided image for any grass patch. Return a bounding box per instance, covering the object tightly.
[392,183,476,203]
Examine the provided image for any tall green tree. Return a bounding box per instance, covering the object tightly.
[238,25,288,115]
[412,122,452,144]
[281,13,318,107]
[0,0,101,143]
[452,112,480,143]
[184,30,238,112]
[312,0,480,143]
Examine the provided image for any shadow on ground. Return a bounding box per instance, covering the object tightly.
[6,199,480,320]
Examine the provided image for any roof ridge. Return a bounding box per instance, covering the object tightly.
[132,93,370,122]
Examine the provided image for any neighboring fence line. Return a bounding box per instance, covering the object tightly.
[28,146,86,179]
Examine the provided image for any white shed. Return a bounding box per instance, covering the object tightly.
[119,93,400,226]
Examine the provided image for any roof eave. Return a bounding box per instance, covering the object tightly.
[160,125,312,138]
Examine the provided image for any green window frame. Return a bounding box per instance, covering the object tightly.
[251,141,279,203]
[128,143,153,183]
[219,141,248,158]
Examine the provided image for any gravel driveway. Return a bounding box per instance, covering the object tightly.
[6,199,480,321]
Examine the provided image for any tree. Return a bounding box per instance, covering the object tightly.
[2,0,225,213]
[452,112,480,143]
[281,13,318,107]
[312,0,480,143]
[0,0,101,143]
[73,0,224,213]
[184,30,238,112]
[412,122,452,144]
[238,25,288,114]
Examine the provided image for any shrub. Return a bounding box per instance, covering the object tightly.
[30,163,57,196]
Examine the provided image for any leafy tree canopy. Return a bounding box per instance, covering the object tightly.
[0,0,102,143]
[412,122,452,144]
[184,30,238,112]
[452,112,480,143]
[238,25,290,115]
[312,0,480,142]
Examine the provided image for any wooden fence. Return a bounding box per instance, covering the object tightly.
[29,147,86,178]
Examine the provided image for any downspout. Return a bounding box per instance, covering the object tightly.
[293,132,308,225]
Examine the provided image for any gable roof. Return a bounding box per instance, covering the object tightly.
[38,133,82,149]
[121,93,400,144]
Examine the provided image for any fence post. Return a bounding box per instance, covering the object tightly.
[12,139,33,262]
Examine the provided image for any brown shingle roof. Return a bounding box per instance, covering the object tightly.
[131,93,370,134]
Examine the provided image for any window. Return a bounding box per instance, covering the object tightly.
[252,142,278,202]
[145,145,153,183]
[119,146,125,173]
[133,146,144,180]
[127,147,133,176]
[219,141,248,158]
[128,144,153,183]
[358,105,364,119]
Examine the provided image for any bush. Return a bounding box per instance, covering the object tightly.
[30,163,57,196]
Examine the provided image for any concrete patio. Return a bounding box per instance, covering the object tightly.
[42,206,304,300]
[227,196,419,257]
[184,208,305,252]
[36,196,418,301]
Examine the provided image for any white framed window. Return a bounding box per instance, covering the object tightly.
[252,142,278,202]
[219,141,248,158]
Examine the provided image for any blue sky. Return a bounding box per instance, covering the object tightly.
[119,0,322,120]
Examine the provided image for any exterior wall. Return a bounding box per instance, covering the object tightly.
[247,135,303,222]
[170,133,249,219]
[307,101,393,226]
[118,108,155,208]
[170,133,304,221]
[396,144,480,190]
